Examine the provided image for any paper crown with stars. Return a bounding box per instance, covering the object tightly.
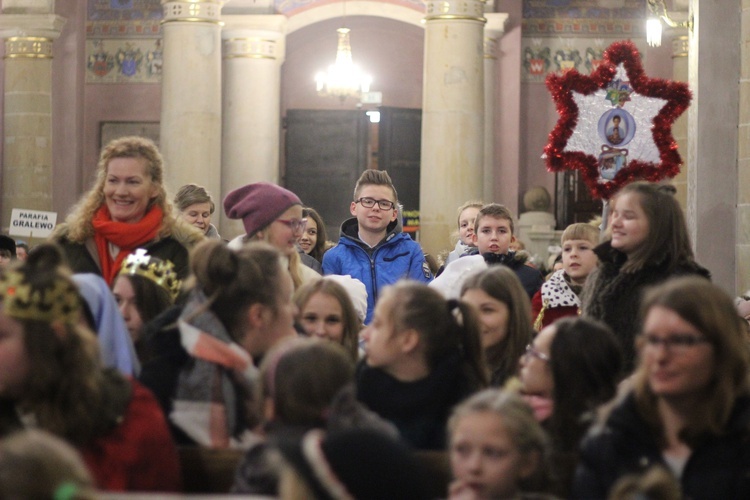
[118,249,181,301]
[0,265,81,325]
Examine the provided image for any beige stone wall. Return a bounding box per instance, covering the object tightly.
[738,0,750,294]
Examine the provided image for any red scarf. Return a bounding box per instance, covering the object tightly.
[92,204,163,285]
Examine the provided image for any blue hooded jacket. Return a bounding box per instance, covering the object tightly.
[322,217,433,324]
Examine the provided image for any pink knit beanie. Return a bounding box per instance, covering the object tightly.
[223,182,302,236]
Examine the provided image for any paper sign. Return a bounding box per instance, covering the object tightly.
[9,209,58,238]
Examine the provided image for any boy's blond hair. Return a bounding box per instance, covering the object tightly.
[561,222,600,246]
[474,203,515,235]
[353,169,398,202]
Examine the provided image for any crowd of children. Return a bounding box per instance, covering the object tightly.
[5,137,750,499]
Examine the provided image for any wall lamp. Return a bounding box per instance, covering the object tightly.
[646,0,694,48]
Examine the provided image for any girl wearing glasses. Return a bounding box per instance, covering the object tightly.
[224,182,320,290]
[460,266,534,387]
[581,182,710,371]
[574,277,750,499]
[517,316,622,497]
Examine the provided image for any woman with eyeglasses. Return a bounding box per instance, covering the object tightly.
[224,182,320,290]
[574,277,750,499]
[459,266,534,387]
[517,316,623,497]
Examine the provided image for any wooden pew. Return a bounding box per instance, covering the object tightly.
[178,447,244,493]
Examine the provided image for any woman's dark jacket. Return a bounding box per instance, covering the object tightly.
[573,393,750,499]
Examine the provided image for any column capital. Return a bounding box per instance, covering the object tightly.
[222,15,286,61]
[424,0,487,23]
[483,12,508,59]
[162,0,223,25]
[484,12,508,39]
[0,14,66,40]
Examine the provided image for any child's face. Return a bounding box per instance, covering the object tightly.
[0,308,31,399]
[350,185,397,235]
[609,192,649,256]
[361,293,402,374]
[113,275,144,343]
[562,238,598,286]
[450,412,534,499]
[472,216,514,255]
[299,291,345,345]
[458,207,480,246]
[461,288,509,350]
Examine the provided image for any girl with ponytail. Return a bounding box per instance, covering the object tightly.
[356,281,488,449]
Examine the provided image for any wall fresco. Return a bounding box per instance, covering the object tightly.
[85,38,163,83]
[522,0,646,36]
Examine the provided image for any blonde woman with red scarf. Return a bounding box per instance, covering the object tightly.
[52,136,203,285]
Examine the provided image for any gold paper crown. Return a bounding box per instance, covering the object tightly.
[0,269,81,325]
[119,249,182,301]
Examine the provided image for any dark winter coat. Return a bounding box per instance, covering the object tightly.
[581,241,710,371]
[355,354,476,450]
[573,393,750,499]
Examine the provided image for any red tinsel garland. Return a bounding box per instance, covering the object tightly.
[544,40,692,200]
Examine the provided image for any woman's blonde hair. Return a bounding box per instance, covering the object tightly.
[293,279,361,361]
[634,276,750,446]
[246,231,305,290]
[55,136,176,242]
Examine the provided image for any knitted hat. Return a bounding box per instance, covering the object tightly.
[223,182,302,237]
[278,428,431,500]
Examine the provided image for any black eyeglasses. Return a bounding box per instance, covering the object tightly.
[641,333,710,353]
[355,197,395,210]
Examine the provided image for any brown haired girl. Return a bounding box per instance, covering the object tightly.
[0,244,180,491]
[582,181,710,370]
[356,281,488,449]
[139,239,296,447]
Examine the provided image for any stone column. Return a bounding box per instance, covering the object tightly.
[420,0,486,256]
[669,33,689,209]
[688,0,739,293]
[160,0,223,205]
[0,13,66,230]
[483,13,507,203]
[221,15,286,238]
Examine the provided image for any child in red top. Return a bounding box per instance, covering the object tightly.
[0,244,180,492]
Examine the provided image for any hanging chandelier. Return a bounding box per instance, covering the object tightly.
[315,27,372,102]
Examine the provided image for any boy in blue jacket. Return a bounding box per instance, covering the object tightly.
[322,170,432,324]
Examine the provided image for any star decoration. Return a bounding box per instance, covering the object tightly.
[544,40,692,199]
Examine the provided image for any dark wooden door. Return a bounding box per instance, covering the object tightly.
[555,170,603,229]
[378,107,422,235]
[285,110,369,242]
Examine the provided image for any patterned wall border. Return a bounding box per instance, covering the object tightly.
[86,38,162,84]
[521,36,647,83]
[521,0,646,36]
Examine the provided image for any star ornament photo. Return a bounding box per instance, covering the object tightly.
[544,40,691,199]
